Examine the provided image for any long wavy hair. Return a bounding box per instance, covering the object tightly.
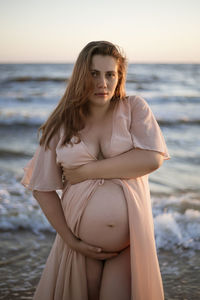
[39,41,127,148]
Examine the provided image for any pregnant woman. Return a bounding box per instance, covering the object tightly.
[21,41,170,300]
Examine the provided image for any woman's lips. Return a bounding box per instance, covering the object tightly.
[95,93,108,96]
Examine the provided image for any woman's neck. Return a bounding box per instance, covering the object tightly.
[88,100,114,123]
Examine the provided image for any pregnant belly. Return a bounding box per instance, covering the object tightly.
[79,180,130,252]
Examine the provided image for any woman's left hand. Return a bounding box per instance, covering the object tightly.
[62,164,90,185]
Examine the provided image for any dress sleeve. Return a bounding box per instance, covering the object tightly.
[129,95,170,160]
[21,132,63,191]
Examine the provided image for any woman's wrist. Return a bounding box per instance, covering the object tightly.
[82,161,100,180]
[66,234,80,250]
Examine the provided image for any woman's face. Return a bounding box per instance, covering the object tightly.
[88,55,119,107]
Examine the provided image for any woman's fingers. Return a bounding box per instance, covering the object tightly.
[85,244,119,260]
[88,245,102,252]
[73,239,119,260]
[62,167,85,184]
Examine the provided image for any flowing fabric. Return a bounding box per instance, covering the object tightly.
[21,95,170,300]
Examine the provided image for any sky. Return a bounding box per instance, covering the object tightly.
[0,0,200,63]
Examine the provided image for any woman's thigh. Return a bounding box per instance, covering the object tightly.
[86,257,104,300]
[99,246,131,300]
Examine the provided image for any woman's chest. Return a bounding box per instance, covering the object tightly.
[79,118,113,160]
[56,100,134,166]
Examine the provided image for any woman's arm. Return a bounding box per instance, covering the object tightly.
[86,148,163,180]
[33,190,78,246]
[63,148,164,184]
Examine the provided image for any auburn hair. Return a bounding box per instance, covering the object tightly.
[39,41,127,148]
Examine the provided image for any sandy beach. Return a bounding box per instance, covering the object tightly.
[0,230,199,300]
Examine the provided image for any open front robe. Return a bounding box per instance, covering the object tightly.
[21,95,170,300]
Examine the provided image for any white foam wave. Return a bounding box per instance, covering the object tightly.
[0,180,53,233]
[153,194,200,251]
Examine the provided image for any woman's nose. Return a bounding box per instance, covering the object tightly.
[97,75,107,88]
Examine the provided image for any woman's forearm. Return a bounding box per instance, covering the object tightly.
[86,148,163,180]
[32,190,78,246]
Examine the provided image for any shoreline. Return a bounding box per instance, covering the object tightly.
[0,230,199,300]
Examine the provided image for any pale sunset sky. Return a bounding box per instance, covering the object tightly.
[0,0,200,63]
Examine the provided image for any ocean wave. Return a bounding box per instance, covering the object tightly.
[0,113,45,127]
[126,74,160,84]
[157,119,200,126]
[153,194,200,251]
[0,121,41,128]
[3,76,69,83]
[149,96,200,104]
[0,149,31,158]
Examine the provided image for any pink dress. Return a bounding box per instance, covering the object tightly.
[21,95,170,300]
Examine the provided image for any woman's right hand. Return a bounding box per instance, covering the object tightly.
[69,238,119,260]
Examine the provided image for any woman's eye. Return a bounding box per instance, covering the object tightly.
[91,72,97,77]
[107,73,115,78]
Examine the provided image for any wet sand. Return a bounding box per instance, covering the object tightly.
[0,230,199,300]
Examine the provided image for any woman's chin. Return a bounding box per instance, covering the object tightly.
[88,96,112,107]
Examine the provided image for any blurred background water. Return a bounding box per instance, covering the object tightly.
[0,63,200,299]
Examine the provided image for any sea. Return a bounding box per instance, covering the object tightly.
[0,63,200,299]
